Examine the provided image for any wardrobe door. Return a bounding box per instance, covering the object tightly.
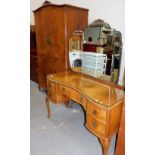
[34,6,65,89]
[46,7,66,74]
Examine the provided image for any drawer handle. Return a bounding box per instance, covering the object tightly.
[49,83,53,88]
[80,96,83,103]
[92,110,97,115]
[92,121,97,128]
[62,87,65,92]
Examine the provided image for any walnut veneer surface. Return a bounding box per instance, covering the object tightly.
[33,2,88,89]
[46,70,125,155]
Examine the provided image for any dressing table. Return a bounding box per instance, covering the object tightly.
[46,70,124,155]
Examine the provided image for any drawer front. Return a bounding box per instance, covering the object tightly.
[60,85,86,109]
[86,114,106,136]
[48,82,56,100]
[87,102,107,122]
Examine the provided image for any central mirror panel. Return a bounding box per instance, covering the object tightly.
[69,19,122,84]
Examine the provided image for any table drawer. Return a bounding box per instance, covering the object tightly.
[87,101,107,122]
[86,114,106,136]
[60,85,86,109]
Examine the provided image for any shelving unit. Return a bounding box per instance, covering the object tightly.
[81,52,107,77]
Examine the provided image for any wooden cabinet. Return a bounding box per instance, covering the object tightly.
[83,43,101,52]
[33,2,88,89]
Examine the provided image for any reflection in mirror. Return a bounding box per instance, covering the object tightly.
[69,31,83,72]
[69,19,122,85]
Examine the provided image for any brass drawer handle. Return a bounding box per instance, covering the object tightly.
[49,92,53,97]
[49,83,54,88]
[80,96,83,103]
[92,109,97,116]
[62,87,65,92]
[92,121,97,128]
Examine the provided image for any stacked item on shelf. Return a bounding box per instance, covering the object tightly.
[81,52,107,77]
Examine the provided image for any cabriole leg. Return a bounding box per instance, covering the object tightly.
[99,138,111,155]
[64,100,72,108]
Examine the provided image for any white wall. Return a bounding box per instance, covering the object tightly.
[30,0,125,85]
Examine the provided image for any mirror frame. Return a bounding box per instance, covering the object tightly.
[68,20,123,88]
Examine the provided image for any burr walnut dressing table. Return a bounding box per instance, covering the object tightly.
[46,70,124,155]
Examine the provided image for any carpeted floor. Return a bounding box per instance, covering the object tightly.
[30,80,116,155]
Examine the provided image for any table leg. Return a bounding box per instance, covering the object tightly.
[64,100,72,108]
[45,97,51,118]
[99,138,111,155]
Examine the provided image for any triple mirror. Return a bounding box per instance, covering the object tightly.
[69,19,123,84]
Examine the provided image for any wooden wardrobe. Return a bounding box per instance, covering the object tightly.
[33,1,88,89]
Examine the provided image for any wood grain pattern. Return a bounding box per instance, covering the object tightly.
[60,85,87,110]
[87,101,107,122]
[33,3,88,89]
[47,71,124,107]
